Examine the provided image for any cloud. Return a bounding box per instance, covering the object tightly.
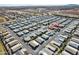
[0,0,79,6]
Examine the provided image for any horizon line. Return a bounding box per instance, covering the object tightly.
[0,4,78,6]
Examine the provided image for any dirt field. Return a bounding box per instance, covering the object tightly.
[0,27,7,55]
[0,41,6,55]
[0,17,6,23]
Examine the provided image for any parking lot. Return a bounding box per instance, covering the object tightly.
[0,15,79,55]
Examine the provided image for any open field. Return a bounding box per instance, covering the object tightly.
[0,41,6,55]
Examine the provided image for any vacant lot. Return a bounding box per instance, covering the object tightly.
[0,17,6,23]
[0,41,6,55]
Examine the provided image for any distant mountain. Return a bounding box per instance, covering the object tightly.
[62,4,79,9]
[65,4,78,6]
[0,4,79,10]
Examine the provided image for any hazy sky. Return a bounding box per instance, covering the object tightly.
[0,0,79,6]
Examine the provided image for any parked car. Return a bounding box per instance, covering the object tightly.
[61,50,71,55]
[41,34,49,40]
[46,44,57,52]
[48,22,64,31]
[8,40,18,47]
[65,45,78,55]
[68,41,79,49]
[35,37,44,44]
[23,36,32,42]
[11,43,22,53]
[39,48,54,55]
[28,40,39,50]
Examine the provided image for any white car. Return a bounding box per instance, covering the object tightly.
[11,43,22,53]
[65,45,78,55]
[23,36,32,42]
[28,40,39,50]
[39,48,54,55]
